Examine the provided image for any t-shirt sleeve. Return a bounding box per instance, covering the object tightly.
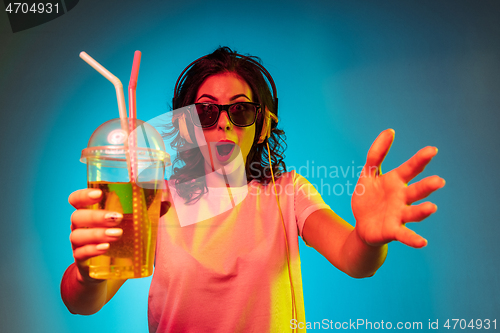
[293,171,331,244]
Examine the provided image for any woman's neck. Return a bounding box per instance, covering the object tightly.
[204,162,247,188]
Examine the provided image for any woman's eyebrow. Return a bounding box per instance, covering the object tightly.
[229,94,250,101]
[196,94,217,102]
[196,94,251,102]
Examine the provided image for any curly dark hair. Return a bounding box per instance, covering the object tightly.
[163,46,287,203]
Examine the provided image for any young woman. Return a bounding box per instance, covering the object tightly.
[61,47,445,332]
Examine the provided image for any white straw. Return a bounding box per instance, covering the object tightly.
[80,51,132,181]
[79,52,129,136]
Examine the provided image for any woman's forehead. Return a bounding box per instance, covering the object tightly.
[196,72,253,101]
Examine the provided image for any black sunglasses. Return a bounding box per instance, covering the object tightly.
[190,102,262,128]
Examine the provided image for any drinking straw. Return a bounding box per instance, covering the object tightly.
[80,51,133,184]
[128,51,141,182]
[128,51,143,278]
[79,52,129,137]
[128,50,141,120]
[128,51,154,161]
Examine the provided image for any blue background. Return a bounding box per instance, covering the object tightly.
[1,0,499,331]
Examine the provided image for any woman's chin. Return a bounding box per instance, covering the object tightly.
[216,153,244,175]
[210,152,246,184]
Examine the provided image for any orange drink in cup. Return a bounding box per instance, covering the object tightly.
[81,118,170,279]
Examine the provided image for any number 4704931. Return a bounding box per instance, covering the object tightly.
[5,2,59,14]
[443,319,496,330]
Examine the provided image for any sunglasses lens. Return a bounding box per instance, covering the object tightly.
[193,103,259,127]
[195,104,218,127]
[229,103,257,126]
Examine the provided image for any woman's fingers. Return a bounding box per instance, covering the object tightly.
[69,192,124,262]
[67,188,125,268]
[402,202,438,222]
[396,146,438,184]
[364,129,395,177]
[406,175,446,204]
[73,243,111,262]
[395,226,427,248]
[70,228,123,249]
[71,209,123,230]
[69,189,103,209]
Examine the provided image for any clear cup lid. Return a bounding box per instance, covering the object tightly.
[80,118,171,167]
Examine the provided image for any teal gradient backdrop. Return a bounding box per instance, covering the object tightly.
[1,0,499,331]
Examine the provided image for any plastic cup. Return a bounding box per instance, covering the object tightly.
[80,118,170,279]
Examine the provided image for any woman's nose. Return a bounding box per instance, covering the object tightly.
[218,110,232,130]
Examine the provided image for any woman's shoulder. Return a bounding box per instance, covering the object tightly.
[278,170,309,182]
[277,170,297,182]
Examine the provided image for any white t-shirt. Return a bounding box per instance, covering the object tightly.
[148,171,330,332]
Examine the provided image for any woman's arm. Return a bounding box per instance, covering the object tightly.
[302,209,387,278]
[61,263,126,315]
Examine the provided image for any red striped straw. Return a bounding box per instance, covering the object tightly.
[128,50,141,120]
[128,50,143,277]
[127,50,141,183]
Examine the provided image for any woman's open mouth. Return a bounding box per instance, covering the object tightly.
[215,141,236,162]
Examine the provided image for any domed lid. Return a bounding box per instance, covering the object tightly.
[80,118,170,167]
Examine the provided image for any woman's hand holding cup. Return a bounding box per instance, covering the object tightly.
[68,188,123,282]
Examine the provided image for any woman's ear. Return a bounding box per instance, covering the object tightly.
[178,113,193,144]
[257,107,272,144]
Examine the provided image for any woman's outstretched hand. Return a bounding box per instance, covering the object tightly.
[68,189,123,282]
[62,189,127,315]
[351,129,445,248]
